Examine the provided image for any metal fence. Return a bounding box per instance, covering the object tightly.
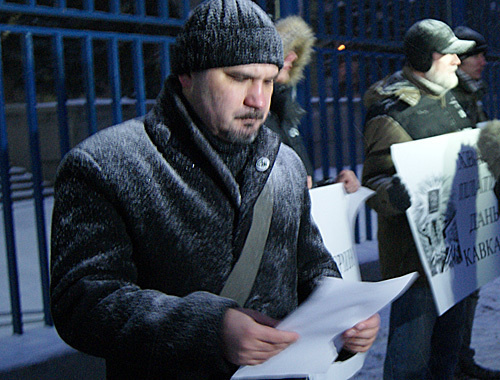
[0,0,186,335]
[1,0,499,334]
[299,0,500,242]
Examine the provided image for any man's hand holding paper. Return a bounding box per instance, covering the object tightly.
[341,313,381,354]
[232,272,418,379]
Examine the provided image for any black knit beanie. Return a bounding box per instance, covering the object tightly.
[404,19,475,72]
[454,26,488,60]
[171,0,284,75]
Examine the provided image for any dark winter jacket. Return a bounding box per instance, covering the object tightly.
[361,66,473,286]
[452,68,488,126]
[50,76,340,379]
[266,83,314,176]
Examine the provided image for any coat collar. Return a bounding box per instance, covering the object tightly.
[144,76,281,208]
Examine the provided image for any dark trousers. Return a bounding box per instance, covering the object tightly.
[458,290,480,365]
[383,285,467,380]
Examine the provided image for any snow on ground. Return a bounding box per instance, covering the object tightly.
[350,275,500,379]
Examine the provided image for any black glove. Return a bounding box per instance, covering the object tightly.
[386,175,411,212]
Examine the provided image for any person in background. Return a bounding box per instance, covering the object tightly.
[361,19,475,379]
[478,119,500,202]
[453,26,489,126]
[266,15,360,192]
[49,0,380,379]
[452,26,500,380]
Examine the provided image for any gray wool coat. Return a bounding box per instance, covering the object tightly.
[50,76,340,379]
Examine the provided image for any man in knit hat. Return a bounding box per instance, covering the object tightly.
[267,15,360,192]
[361,19,475,379]
[452,27,500,380]
[49,0,380,379]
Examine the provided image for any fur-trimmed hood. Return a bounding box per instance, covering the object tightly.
[478,119,500,179]
[275,16,316,86]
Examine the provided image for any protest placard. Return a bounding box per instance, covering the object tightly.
[391,128,500,315]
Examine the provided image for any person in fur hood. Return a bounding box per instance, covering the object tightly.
[266,15,359,191]
[49,1,379,379]
[478,120,500,202]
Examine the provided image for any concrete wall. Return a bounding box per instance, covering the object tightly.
[5,100,152,183]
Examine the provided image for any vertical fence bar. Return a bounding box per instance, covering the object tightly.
[393,0,402,42]
[316,51,330,179]
[344,51,361,243]
[486,62,500,119]
[108,37,123,125]
[52,33,70,156]
[345,52,356,172]
[181,0,190,20]
[357,1,365,39]
[359,53,373,241]
[381,0,389,41]
[316,0,326,37]
[159,41,171,83]
[331,51,343,173]
[345,1,353,39]
[136,0,146,17]
[56,0,67,9]
[484,65,493,119]
[369,0,377,40]
[299,66,315,177]
[330,0,339,37]
[279,1,298,18]
[494,69,498,120]
[0,39,23,334]
[132,39,146,116]
[158,0,168,18]
[403,0,411,34]
[83,0,94,11]
[110,0,120,14]
[21,33,52,326]
[493,64,498,119]
[82,36,98,136]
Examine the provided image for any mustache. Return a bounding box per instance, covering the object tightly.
[235,111,266,120]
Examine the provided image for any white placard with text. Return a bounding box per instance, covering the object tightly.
[391,128,500,315]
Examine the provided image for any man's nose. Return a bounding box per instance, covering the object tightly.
[244,81,267,109]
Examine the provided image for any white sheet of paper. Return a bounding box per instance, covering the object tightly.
[346,186,375,229]
[231,272,418,379]
[309,184,374,281]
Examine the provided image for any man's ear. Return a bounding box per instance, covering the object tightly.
[282,51,298,73]
[178,73,193,90]
[431,52,444,61]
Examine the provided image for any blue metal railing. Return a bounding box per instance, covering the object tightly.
[22,32,52,327]
[0,41,23,334]
[305,0,500,244]
[0,0,188,27]
[0,2,180,335]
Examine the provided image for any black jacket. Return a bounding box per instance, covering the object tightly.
[266,83,314,176]
[452,69,488,126]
